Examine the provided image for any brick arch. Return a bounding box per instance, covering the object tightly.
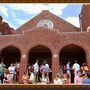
[29,45,51,53]
[27,42,56,82]
[58,41,90,66]
[27,42,54,64]
[28,44,53,64]
[0,42,23,54]
[27,42,55,55]
[19,42,55,83]
[0,42,22,69]
[58,41,89,55]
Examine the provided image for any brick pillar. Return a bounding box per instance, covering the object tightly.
[19,51,28,83]
[52,52,59,82]
[87,52,90,70]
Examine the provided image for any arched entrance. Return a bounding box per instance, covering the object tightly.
[59,44,86,69]
[0,46,21,68]
[28,45,52,82]
[29,45,52,66]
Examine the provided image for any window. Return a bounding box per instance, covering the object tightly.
[37,19,53,29]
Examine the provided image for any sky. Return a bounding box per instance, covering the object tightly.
[0,4,82,30]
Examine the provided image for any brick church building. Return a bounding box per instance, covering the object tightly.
[0,4,90,83]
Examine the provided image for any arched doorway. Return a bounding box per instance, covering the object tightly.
[0,46,21,68]
[28,45,52,82]
[29,45,52,66]
[59,44,86,70]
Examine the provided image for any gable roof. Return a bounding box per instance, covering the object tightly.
[15,10,79,33]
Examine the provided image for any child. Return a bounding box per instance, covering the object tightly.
[63,73,71,84]
[3,70,11,84]
[22,72,28,84]
[54,73,62,84]
[74,70,82,84]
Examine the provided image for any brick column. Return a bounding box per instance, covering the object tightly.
[52,52,59,82]
[87,52,90,70]
[19,51,28,83]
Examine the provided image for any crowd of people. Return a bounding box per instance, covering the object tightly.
[21,60,90,84]
[0,59,90,84]
[22,60,52,84]
[0,61,20,84]
[55,60,90,84]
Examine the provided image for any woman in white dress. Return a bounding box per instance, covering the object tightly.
[40,72,49,84]
[54,73,63,84]
[29,70,35,84]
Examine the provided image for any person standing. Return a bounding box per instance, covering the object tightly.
[72,60,80,77]
[28,64,34,78]
[66,61,71,77]
[8,63,15,83]
[45,61,52,82]
[29,70,35,84]
[33,60,39,82]
[40,62,51,76]
[62,63,67,74]
[0,61,4,84]
[16,63,20,82]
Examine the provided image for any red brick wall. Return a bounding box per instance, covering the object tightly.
[0,8,90,83]
[0,28,90,83]
[15,10,79,34]
[0,22,14,35]
[80,4,90,32]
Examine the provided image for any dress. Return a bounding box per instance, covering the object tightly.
[74,75,82,84]
[29,73,35,83]
[41,76,49,84]
[54,78,62,84]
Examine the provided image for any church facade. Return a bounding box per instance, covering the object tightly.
[0,5,90,83]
